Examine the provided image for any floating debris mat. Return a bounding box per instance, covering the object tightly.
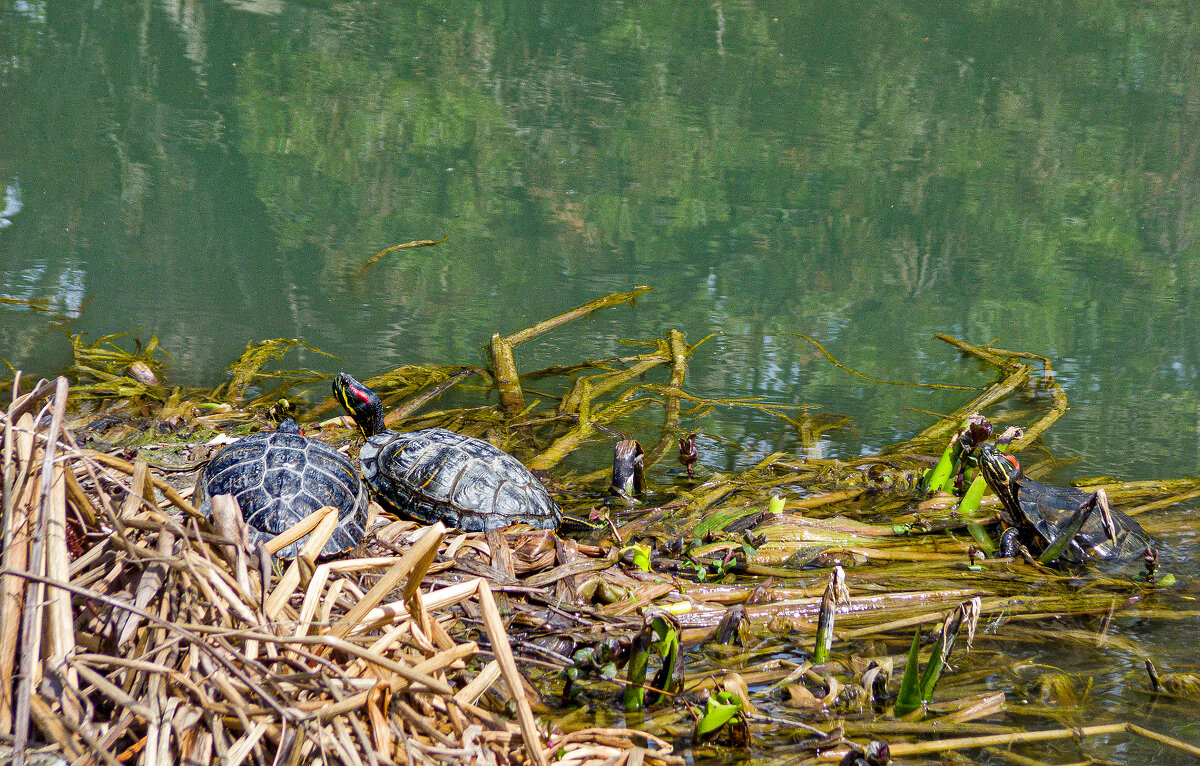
[5,291,1200,765]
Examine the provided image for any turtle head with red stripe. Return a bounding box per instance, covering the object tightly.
[334,373,386,438]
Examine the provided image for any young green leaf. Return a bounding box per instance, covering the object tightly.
[893,626,924,716]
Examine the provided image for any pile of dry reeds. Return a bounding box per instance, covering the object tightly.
[0,377,681,766]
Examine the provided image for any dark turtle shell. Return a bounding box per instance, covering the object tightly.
[977,444,1150,568]
[195,420,369,558]
[361,427,560,532]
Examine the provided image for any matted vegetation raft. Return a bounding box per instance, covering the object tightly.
[3,290,1200,766]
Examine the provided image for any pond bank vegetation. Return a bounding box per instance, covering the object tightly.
[3,290,1200,765]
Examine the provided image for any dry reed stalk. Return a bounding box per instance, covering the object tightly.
[309,643,473,720]
[331,523,446,640]
[476,579,547,766]
[821,720,1200,763]
[319,577,346,628]
[210,493,254,593]
[263,505,339,618]
[293,560,332,637]
[27,695,89,762]
[115,525,175,647]
[42,458,80,721]
[543,728,683,766]
[13,377,69,764]
[262,501,338,556]
[455,660,502,706]
[352,622,413,678]
[224,720,269,766]
[351,579,481,635]
[0,412,36,734]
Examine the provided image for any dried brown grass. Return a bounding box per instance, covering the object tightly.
[0,376,679,766]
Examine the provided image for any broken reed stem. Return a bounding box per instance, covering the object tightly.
[918,334,1066,452]
[115,523,174,648]
[1125,723,1200,757]
[264,506,340,619]
[1,377,56,423]
[331,523,446,639]
[0,411,36,735]
[855,721,1200,759]
[489,334,526,414]
[559,358,663,416]
[528,378,597,472]
[476,579,547,766]
[498,285,653,347]
[262,502,336,557]
[352,235,449,279]
[487,286,655,415]
[891,345,1031,451]
[645,329,690,469]
[812,566,849,664]
[43,460,80,719]
[385,367,481,426]
[1010,368,1067,452]
[13,376,68,764]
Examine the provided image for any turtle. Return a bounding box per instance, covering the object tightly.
[976,443,1152,571]
[194,419,370,558]
[333,372,561,532]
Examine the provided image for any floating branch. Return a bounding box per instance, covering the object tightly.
[352,235,450,279]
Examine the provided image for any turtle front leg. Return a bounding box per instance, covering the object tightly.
[1036,488,1114,565]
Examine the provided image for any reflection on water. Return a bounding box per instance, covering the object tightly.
[0,179,21,229]
[3,0,1200,757]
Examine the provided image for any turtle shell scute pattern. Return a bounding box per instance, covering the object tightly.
[1020,484,1150,565]
[362,427,560,532]
[195,429,370,558]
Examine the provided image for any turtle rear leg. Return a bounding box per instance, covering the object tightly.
[1000,527,1021,558]
[1036,488,1114,565]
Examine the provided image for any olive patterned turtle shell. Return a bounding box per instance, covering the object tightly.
[195,420,369,558]
[977,443,1151,568]
[361,427,560,532]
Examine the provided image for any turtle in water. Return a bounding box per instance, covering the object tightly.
[976,443,1152,571]
[333,373,561,532]
[194,419,370,558]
